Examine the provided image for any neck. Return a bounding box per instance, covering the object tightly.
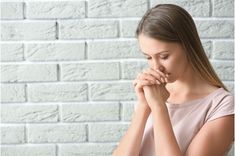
[166,66,210,95]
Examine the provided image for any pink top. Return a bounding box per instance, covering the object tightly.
[139,88,234,155]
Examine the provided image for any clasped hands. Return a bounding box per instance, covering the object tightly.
[132,68,170,111]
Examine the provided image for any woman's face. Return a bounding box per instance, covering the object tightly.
[138,34,190,83]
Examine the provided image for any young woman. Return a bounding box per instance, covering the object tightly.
[112,4,234,156]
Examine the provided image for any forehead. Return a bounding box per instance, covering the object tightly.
[138,34,180,55]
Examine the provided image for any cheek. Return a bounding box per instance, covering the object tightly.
[165,55,187,80]
[163,58,177,74]
[171,57,188,79]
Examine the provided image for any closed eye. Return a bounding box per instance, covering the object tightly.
[143,51,169,60]
[146,55,169,60]
[160,55,169,60]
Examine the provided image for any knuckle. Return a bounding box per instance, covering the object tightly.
[137,73,141,78]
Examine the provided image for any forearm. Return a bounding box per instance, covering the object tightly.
[113,104,150,156]
[151,105,182,156]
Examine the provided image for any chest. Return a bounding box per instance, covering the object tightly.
[167,93,208,105]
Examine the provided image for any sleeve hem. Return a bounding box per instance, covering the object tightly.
[206,112,234,122]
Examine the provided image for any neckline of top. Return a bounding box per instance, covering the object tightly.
[166,87,224,108]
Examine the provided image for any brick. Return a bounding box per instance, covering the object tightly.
[1,145,56,156]
[213,0,234,17]
[1,64,57,82]
[61,63,120,81]
[1,21,56,41]
[122,61,148,79]
[26,1,85,19]
[1,43,24,61]
[28,83,88,102]
[202,40,212,58]
[1,84,26,103]
[120,20,139,37]
[195,20,234,38]
[151,0,210,17]
[1,104,58,123]
[1,2,24,19]
[88,40,142,59]
[62,103,120,122]
[28,124,86,143]
[228,142,234,156]
[89,123,129,142]
[90,82,136,101]
[122,102,135,121]
[59,144,116,156]
[224,81,234,94]
[88,0,147,17]
[1,126,25,144]
[59,20,118,39]
[213,41,234,60]
[211,61,234,81]
[25,43,85,61]
[121,19,234,39]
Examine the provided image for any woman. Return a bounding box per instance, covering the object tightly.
[112,4,234,156]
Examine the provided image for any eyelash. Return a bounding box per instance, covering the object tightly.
[146,55,169,60]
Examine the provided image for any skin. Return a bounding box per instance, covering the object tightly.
[112,34,234,156]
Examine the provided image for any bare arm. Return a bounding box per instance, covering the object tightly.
[112,71,155,156]
[151,105,182,156]
[142,77,183,156]
[112,104,150,156]
[185,115,234,156]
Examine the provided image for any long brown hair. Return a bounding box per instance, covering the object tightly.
[136,4,227,91]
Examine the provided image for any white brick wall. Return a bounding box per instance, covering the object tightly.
[1,1,234,156]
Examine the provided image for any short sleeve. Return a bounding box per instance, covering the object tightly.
[206,95,234,122]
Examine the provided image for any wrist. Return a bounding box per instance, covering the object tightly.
[151,103,168,115]
[135,102,151,116]
[148,99,166,110]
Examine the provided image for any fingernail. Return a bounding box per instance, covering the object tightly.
[165,74,169,77]
[165,77,168,83]
[156,80,161,84]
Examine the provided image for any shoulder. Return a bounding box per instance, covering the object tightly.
[185,113,234,156]
[211,88,233,105]
[185,88,234,156]
[205,88,234,122]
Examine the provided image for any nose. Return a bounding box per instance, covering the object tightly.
[152,60,164,72]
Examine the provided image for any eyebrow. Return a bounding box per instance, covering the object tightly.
[142,51,169,56]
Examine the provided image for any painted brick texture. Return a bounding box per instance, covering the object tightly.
[1,0,234,156]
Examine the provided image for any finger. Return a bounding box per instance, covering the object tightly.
[135,79,154,89]
[155,69,167,83]
[133,79,152,87]
[155,69,166,78]
[139,73,157,84]
[144,68,165,83]
[132,79,137,87]
[156,79,161,84]
[137,73,142,79]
